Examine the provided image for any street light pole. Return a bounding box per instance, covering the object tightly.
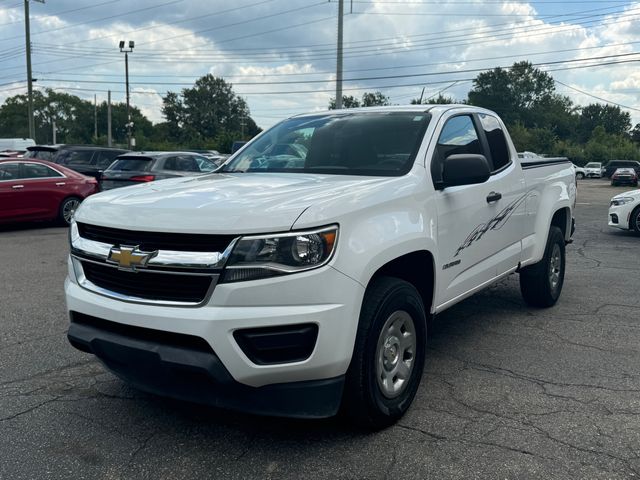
[335,0,344,109]
[119,40,134,149]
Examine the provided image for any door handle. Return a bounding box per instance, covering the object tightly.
[11,184,24,189]
[486,191,502,203]
[56,182,66,186]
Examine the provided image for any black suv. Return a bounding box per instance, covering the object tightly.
[25,145,129,179]
[603,160,640,178]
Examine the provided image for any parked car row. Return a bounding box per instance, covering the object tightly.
[0,149,225,227]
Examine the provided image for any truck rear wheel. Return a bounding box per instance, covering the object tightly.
[519,226,565,307]
[341,276,426,429]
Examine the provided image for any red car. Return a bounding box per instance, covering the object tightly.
[0,158,99,226]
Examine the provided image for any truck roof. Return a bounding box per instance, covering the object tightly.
[290,104,495,119]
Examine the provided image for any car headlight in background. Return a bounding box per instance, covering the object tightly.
[222,225,338,282]
[610,197,636,206]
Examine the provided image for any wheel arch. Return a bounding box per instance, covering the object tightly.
[550,206,571,241]
[365,250,436,316]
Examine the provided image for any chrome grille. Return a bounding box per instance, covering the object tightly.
[70,222,238,306]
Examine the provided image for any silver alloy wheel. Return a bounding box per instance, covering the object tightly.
[549,243,562,291]
[63,199,80,224]
[376,310,416,399]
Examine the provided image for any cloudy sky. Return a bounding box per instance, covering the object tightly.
[1,0,640,129]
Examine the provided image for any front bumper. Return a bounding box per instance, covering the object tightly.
[65,259,364,410]
[67,312,344,418]
[608,204,632,230]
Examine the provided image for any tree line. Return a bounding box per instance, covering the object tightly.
[0,74,260,153]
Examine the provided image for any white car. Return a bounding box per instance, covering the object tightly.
[573,164,586,179]
[584,162,604,178]
[609,190,640,233]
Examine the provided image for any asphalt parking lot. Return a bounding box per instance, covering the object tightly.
[1,178,639,479]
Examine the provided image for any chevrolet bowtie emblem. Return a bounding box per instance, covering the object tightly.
[107,245,157,271]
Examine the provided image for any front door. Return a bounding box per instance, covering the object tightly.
[431,112,525,310]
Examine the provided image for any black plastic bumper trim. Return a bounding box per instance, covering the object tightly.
[67,312,344,418]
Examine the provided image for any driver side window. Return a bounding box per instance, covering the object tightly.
[431,115,483,186]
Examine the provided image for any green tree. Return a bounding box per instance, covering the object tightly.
[410,94,456,105]
[467,61,563,128]
[0,89,94,144]
[361,91,390,107]
[0,89,156,147]
[161,75,260,147]
[630,123,640,144]
[577,103,631,143]
[328,95,361,109]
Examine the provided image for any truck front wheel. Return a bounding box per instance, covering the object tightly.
[519,226,566,307]
[342,276,427,429]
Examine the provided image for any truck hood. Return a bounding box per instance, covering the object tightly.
[75,172,392,234]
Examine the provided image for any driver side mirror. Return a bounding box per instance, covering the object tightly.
[439,154,491,189]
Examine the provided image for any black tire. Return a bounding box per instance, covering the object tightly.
[631,206,640,234]
[520,226,566,308]
[576,172,584,180]
[611,181,617,186]
[341,276,427,429]
[58,197,81,226]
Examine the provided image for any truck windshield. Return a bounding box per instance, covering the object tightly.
[221,112,430,176]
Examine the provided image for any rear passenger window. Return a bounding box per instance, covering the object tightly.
[61,150,94,166]
[431,115,482,185]
[479,114,511,171]
[95,151,120,169]
[164,155,200,172]
[22,163,62,178]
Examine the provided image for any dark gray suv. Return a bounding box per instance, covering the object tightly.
[99,151,218,190]
[604,160,640,178]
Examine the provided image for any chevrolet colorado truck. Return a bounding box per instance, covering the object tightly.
[66,105,576,428]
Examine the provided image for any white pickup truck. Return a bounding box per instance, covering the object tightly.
[66,105,576,428]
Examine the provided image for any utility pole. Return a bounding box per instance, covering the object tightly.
[94,94,98,141]
[52,120,56,144]
[335,0,344,109]
[107,90,112,147]
[24,1,43,141]
[119,40,134,149]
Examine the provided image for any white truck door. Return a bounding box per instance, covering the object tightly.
[431,113,525,309]
[475,113,527,277]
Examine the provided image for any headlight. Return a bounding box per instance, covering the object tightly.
[610,197,636,206]
[221,225,338,282]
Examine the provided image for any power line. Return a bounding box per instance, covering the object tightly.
[37,2,631,58]
[31,6,640,66]
[33,0,281,48]
[0,0,121,28]
[33,51,640,87]
[27,39,640,83]
[555,80,640,113]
